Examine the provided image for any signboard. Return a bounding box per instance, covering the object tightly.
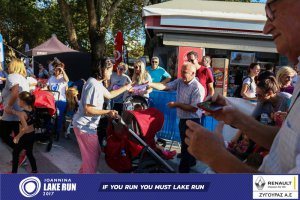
[0,174,297,200]
[212,58,229,96]
[230,52,255,66]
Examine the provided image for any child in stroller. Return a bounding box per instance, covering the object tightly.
[103,95,175,173]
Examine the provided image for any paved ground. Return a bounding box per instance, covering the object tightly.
[0,128,211,174]
[0,119,238,174]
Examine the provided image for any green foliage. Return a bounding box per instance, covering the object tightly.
[0,0,144,57]
[106,0,145,58]
[0,0,50,49]
[0,0,252,58]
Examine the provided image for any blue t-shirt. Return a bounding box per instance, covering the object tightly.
[146,66,171,83]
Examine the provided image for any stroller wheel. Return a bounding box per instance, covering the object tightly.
[134,157,171,173]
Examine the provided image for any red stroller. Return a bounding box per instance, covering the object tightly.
[32,89,57,152]
[104,107,175,173]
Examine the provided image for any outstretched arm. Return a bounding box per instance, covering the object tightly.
[167,102,197,113]
[105,83,132,99]
[148,82,168,91]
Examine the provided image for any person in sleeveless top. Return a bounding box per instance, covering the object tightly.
[9,91,37,173]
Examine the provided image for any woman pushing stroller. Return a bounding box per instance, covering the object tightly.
[72,59,133,173]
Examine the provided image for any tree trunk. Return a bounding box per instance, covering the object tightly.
[86,0,123,68]
[86,0,103,67]
[57,0,80,50]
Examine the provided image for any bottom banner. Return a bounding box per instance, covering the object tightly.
[0,174,298,200]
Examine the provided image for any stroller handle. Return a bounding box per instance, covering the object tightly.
[111,117,175,173]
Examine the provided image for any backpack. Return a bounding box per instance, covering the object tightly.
[233,76,253,98]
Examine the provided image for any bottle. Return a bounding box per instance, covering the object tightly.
[260,113,269,125]
[121,148,126,157]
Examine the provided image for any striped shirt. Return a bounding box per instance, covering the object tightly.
[166,78,205,119]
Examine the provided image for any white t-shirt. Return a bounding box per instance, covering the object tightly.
[27,77,37,92]
[1,73,30,121]
[243,77,256,98]
[72,77,110,134]
[47,75,67,101]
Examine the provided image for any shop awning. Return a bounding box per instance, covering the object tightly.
[143,0,277,53]
[143,0,266,22]
[163,33,277,53]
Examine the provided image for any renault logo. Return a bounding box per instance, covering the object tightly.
[255,176,266,190]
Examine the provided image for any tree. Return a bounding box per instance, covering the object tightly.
[0,0,51,50]
[85,0,124,67]
[107,0,145,58]
[57,0,80,50]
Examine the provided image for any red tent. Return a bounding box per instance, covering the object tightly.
[26,34,78,56]
[25,34,91,81]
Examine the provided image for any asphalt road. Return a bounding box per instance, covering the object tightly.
[0,129,207,174]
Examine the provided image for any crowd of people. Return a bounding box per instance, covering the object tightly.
[0,0,300,174]
[185,0,300,174]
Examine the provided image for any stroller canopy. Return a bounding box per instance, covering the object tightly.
[33,89,56,116]
[123,108,164,142]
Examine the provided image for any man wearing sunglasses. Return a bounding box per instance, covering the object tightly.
[185,0,300,173]
[187,51,214,98]
[146,56,171,84]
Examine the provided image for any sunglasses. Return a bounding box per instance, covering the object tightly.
[152,61,158,63]
[188,59,194,63]
[265,0,280,22]
[117,67,124,71]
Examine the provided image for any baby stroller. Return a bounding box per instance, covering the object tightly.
[104,107,175,173]
[32,89,57,152]
[123,95,149,111]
